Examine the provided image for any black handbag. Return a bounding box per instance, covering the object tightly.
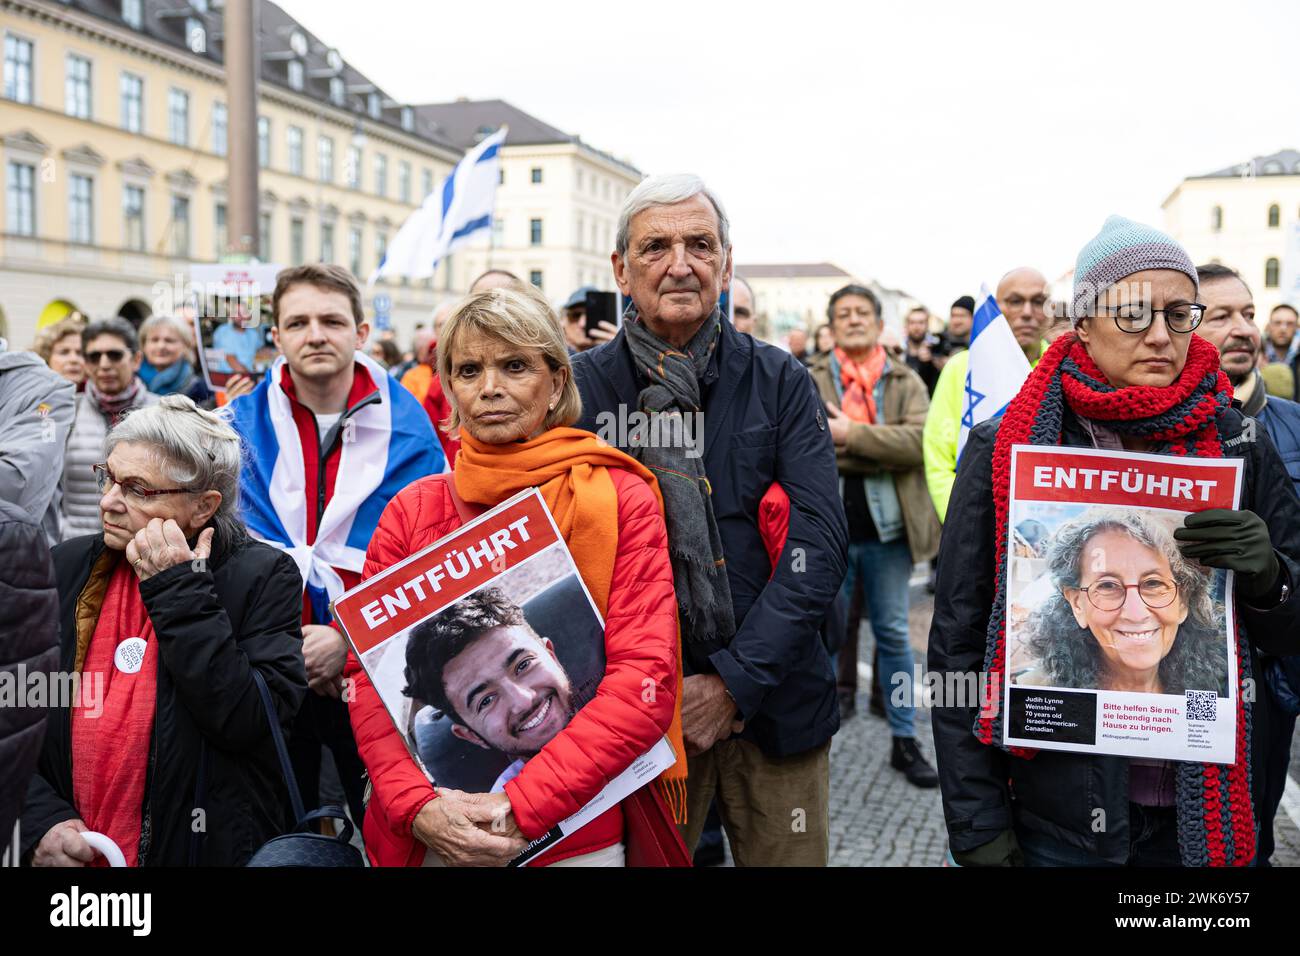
[244,670,364,867]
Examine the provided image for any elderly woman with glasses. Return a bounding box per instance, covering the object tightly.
[60,318,160,540]
[24,394,307,867]
[930,216,1300,868]
[1016,509,1226,696]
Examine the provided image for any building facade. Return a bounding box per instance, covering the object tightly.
[415,99,641,305]
[1162,149,1300,317]
[0,0,463,349]
[736,262,916,343]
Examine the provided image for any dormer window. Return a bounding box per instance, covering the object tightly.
[330,76,345,106]
[288,60,304,91]
[401,106,414,131]
[368,92,381,119]
[186,18,206,54]
[122,0,142,29]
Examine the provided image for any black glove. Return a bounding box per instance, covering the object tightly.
[1174,508,1280,600]
[951,829,1024,867]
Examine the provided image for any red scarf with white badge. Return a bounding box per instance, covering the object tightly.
[71,559,158,867]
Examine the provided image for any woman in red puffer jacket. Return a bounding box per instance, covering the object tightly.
[346,285,689,867]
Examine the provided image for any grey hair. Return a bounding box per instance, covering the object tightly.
[105,393,245,545]
[138,314,196,351]
[615,173,730,258]
[1023,508,1226,695]
[83,316,140,353]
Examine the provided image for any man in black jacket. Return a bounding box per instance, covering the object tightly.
[572,173,848,866]
[0,500,60,862]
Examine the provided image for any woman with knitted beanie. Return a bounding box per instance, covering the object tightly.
[929,216,1300,867]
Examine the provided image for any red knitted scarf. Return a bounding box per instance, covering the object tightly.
[978,332,1253,867]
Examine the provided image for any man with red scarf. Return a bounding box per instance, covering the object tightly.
[930,217,1300,867]
[810,284,942,787]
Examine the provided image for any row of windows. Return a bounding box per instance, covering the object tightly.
[1211,203,1297,232]
[7,159,196,254]
[3,33,430,196]
[3,160,404,268]
[506,164,627,205]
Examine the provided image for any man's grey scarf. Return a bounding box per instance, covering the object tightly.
[622,305,736,667]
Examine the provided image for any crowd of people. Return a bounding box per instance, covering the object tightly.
[3,171,1300,870]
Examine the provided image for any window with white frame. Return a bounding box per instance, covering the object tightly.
[368,91,381,119]
[257,116,270,168]
[212,101,227,156]
[168,88,189,146]
[65,54,92,119]
[330,76,344,107]
[290,216,304,264]
[287,125,304,175]
[318,136,334,183]
[214,201,227,255]
[121,0,142,29]
[259,211,271,260]
[401,106,413,131]
[68,174,94,244]
[123,184,145,251]
[374,230,387,269]
[421,168,433,200]
[4,35,34,104]
[374,154,387,196]
[320,222,335,263]
[398,161,411,203]
[171,194,190,256]
[287,60,304,91]
[6,161,35,235]
[530,218,543,246]
[346,145,361,189]
[120,72,143,133]
[349,225,362,276]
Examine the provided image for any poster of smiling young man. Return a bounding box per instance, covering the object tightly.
[330,487,674,864]
[1002,445,1243,763]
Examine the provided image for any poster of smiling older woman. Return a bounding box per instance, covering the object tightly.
[1002,445,1243,763]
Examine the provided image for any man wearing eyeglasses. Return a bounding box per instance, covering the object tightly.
[60,318,159,541]
[923,268,1052,521]
[1194,261,1300,867]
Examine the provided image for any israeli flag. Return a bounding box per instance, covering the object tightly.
[957,285,1032,458]
[227,351,445,623]
[369,125,508,285]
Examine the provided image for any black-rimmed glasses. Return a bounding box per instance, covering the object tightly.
[1094,304,1205,334]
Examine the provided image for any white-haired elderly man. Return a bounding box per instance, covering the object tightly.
[571,174,848,866]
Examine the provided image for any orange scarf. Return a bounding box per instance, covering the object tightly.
[454,427,688,821]
[836,345,887,424]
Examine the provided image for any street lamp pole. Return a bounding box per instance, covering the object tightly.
[224,0,259,260]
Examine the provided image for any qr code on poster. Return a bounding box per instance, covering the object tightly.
[1185,689,1217,722]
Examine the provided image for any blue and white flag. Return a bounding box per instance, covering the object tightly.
[957,285,1032,459]
[226,351,445,622]
[369,126,508,285]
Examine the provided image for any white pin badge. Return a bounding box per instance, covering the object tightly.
[114,636,148,674]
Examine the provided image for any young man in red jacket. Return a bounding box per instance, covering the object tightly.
[229,264,443,829]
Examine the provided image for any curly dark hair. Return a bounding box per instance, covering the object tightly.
[403,587,534,724]
[1023,509,1227,695]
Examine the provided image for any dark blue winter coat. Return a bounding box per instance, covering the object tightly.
[572,318,848,757]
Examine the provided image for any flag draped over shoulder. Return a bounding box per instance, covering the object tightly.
[957,285,1032,459]
[369,126,508,284]
[227,351,445,619]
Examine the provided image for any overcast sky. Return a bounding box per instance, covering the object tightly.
[277,0,1300,312]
